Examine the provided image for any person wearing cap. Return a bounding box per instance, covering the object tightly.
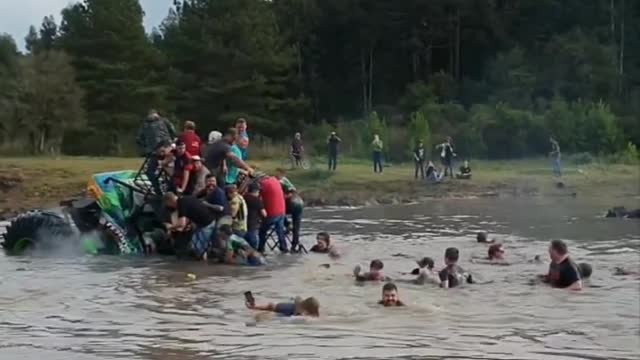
[185,155,209,195]
[326,131,342,171]
[178,120,202,156]
[172,140,194,194]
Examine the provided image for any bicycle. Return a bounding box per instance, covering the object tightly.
[281,152,311,170]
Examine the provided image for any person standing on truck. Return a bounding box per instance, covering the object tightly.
[135,109,177,194]
[178,120,202,156]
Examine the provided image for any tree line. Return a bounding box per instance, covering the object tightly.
[0,0,638,160]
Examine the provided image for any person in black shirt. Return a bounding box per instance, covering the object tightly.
[204,128,253,186]
[541,240,582,290]
[327,132,341,171]
[439,247,473,289]
[242,182,266,249]
[163,192,217,260]
[435,137,455,178]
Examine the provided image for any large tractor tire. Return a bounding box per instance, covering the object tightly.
[1,211,75,255]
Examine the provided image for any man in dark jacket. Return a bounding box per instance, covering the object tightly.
[413,140,426,179]
[135,109,177,194]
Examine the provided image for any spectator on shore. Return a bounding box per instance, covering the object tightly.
[236,118,249,160]
[290,132,305,168]
[178,120,202,156]
[435,137,455,178]
[224,129,244,186]
[550,136,562,177]
[136,109,177,194]
[371,134,384,173]
[457,160,472,179]
[327,131,342,171]
[413,140,426,180]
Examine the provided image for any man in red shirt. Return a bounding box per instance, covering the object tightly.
[172,140,194,194]
[257,175,288,253]
[178,121,202,156]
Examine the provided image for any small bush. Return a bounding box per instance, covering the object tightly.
[568,152,595,165]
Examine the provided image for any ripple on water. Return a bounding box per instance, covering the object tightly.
[1,197,639,360]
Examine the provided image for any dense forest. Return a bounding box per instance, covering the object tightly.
[0,0,638,161]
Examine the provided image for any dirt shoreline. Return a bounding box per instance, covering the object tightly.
[1,157,638,220]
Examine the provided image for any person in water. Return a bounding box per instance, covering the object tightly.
[212,224,263,265]
[487,244,508,264]
[476,232,495,244]
[410,257,440,285]
[456,160,472,179]
[310,232,340,257]
[439,247,473,289]
[246,295,320,317]
[275,168,304,252]
[379,282,405,307]
[354,259,386,281]
[425,161,443,183]
[163,192,217,261]
[578,263,592,279]
[540,240,582,290]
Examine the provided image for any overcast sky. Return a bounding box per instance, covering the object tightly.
[0,0,172,50]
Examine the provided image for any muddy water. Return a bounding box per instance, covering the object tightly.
[1,197,639,360]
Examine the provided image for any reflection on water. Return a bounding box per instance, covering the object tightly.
[1,197,639,360]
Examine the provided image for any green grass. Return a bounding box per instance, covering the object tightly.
[0,156,638,215]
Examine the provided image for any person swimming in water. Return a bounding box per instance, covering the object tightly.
[378,282,405,307]
[409,257,441,285]
[476,232,495,244]
[354,259,386,282]
[487,244,509,265]
[246,295,320,317]
[310,232,340,258]
[439,247,473,289]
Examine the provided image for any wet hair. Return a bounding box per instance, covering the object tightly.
[550,240,568,256]
[444,247,459,262]
[217,224,233,236]
[578,262,592,279]
[477,232,488,243]
[184,120,196,130]
[370,259,384,270]
[488,244,503,259]
[316,232,331,246]
[382,282,398,292]
[417,257,434,270]
[299,297,320,316]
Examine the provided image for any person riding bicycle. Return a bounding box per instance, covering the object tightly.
[290,133,304,168]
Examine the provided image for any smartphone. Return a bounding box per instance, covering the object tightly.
[244,291,255,306]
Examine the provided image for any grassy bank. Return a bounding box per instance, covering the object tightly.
[0,156,638,218]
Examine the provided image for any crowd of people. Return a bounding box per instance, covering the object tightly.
[135,110,306,264]
[246,234,601,318]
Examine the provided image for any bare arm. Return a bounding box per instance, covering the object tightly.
[179,170,190,192]
[246,302,276,311]
[227,152,251,172]
[260,209,267,218]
